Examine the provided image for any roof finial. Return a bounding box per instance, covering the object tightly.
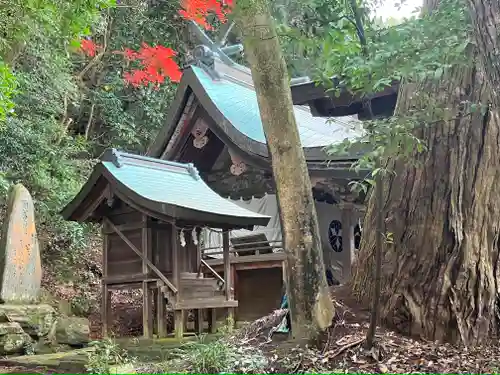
[187,163,200,180]
[109,149,124,168]
[188,20,244,74]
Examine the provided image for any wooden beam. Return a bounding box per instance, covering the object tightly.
[223,231,231,301]
[102,273,150,284]
[104,218,178,294]
[204,252,286,266]
[102,221,144,234]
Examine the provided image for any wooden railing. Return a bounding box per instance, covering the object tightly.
[197,259,225,285]
[201,239,283,258]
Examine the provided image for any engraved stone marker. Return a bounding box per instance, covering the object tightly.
[0,184,42,303]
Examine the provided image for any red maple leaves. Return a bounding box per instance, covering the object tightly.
[179,0,233,30]
[122,43,182,86]
[79,0,233,87]
[80,39,101,57]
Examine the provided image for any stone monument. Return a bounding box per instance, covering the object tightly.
[0,184,42,303]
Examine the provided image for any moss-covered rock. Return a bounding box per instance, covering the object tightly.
[0,322,25,335]
[55,317,89,346]
[0,332,32,354]
[0,304,56,337]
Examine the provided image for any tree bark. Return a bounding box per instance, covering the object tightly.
[468,1,500,108]
[352,0,500,345]
[235,0,334,339]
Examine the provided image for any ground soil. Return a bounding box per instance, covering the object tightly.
[230,286,500,374]
[2,284,500,373]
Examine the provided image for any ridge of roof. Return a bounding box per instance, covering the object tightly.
[101,148,201,181]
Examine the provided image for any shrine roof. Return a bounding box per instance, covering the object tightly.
[61,149,271,228]
[147,59,366,162]
[190,65,361,148]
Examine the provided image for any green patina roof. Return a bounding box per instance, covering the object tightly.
[191,65,362,148]
[103,150,269,219]
[61,149,270,227]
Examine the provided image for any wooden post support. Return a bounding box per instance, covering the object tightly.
[172,223,180,293]
[156,288,166,338]
[102,284,110,338]
[223,231,231,300]
[143,282,153,338]
[231,264,237,325]
[194,309,203,335]
[196,228,202,274]
[174,310,184,339]
[341,204,354,283]
[227,308,235,331]
[142,215,153,338]
[208,308,217,333]
[102,226,110,338]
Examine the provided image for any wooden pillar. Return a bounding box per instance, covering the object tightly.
[172,222,184,338]
[208,308,217,333]
[156,288,166,338]
[222,231,234,330]
[172,223,180,290]
[142,215,153,338]
[196,229,202,276]
[340,203,354,283]
[223,231,231,300]
[231,264,238,324]
[194,309,203,335]
[174,310,184,339]
[102,226,110,338]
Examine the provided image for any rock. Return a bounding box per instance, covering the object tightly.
[55,317,90,346]
[0,332,32,354]
[0,304,56,337]
[33,339,72,355]
[0,184,42,303]
[0,322,24,335]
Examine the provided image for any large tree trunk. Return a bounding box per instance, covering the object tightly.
[235,0,334,339]
[352,0,500,345]
[468,1,500,108]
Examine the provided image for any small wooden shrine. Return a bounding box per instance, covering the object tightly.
[61,149,270,338]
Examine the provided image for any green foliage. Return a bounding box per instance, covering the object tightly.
[0,61,16,123]
[321,0,472,188]
[86,338,133,374]
[170,334,268,374]
[273,0,348,77]
[0,0,185,288]
[319,0,470,93]
[73,0,184,154]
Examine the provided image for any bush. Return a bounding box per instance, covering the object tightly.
[172,334,268,374]
[85,338,133,374]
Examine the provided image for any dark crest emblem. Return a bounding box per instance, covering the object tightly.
[328,220,342,252]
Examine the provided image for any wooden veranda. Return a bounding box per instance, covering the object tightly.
[61,149,270,338]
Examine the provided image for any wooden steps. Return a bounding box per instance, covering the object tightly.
[159,275,227,303]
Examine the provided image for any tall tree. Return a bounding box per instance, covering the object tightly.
[171,0,335,339]
[351,0,500,345]
[235,0,335,339]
